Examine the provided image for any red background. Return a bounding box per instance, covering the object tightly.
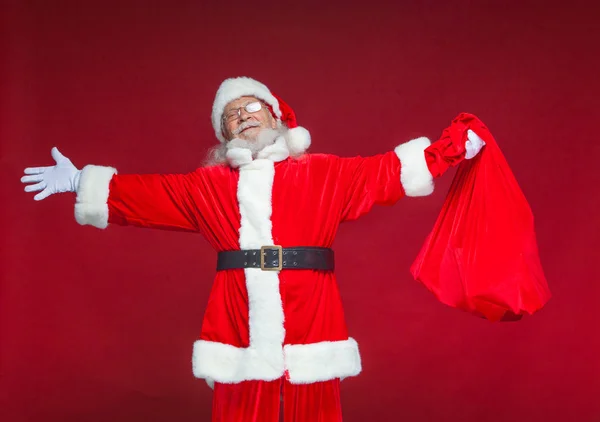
[2,1,599,421]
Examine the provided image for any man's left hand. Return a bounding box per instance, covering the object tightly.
[465,129,486,159]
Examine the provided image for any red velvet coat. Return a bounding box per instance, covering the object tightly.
[73,135,465,386]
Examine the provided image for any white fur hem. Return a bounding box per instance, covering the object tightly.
[192,338,361,385]
[192,340,285,384]
[394,137,434,197]
[74,165,117,228]
[284,338,362,384]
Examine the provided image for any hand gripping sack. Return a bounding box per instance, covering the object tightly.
[410,113,551,322]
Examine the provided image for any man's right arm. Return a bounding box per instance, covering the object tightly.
[75,165,205,232]
[22,147,207,233]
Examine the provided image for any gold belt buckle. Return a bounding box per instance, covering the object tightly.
[260,245,283,271]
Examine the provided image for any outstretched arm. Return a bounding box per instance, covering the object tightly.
[340,129,485,222]
[396,128,485,195]
[21,147,208,232]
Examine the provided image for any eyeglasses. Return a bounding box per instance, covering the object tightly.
[222,101,264,123]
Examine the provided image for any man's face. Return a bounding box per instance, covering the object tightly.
[222,96,277,142]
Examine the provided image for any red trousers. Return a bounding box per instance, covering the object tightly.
[212,378,343,422]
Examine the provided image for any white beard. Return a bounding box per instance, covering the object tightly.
[226,127,282,158]
[203,123,309,168]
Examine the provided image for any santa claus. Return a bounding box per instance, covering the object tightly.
[21,76,485,421]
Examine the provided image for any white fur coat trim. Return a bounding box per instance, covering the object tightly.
[192,153,362,386]
[192,157,287,385]
[394,137,435,197]
[192,337,362,385]
[192,340,285,384]
[283,338,362,384]
[74,165,117,229]
[237,158,286,353]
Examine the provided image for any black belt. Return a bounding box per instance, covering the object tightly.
[217,246,334,271]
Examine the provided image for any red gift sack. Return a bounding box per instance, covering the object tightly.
[410,113,551,322]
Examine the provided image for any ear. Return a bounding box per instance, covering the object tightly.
[221,120,232,142]
[268,112,278,130]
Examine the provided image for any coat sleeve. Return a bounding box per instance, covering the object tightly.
[340,136,466,222]
[73,164,211,232]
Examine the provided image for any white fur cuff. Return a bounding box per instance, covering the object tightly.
[394,137,434,197]
[74,165,117,229]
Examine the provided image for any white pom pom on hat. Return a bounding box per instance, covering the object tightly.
[211,76,311,154]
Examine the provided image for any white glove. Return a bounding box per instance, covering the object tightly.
[21,147,82,201]
[465,129,486,159]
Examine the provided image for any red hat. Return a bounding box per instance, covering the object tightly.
[211,77,311,154]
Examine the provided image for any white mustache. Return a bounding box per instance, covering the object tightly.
[232,121,261,135]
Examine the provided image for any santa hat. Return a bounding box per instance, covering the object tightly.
[211,76,311,154]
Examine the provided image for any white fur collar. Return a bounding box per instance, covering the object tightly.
[226,135,291,168]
